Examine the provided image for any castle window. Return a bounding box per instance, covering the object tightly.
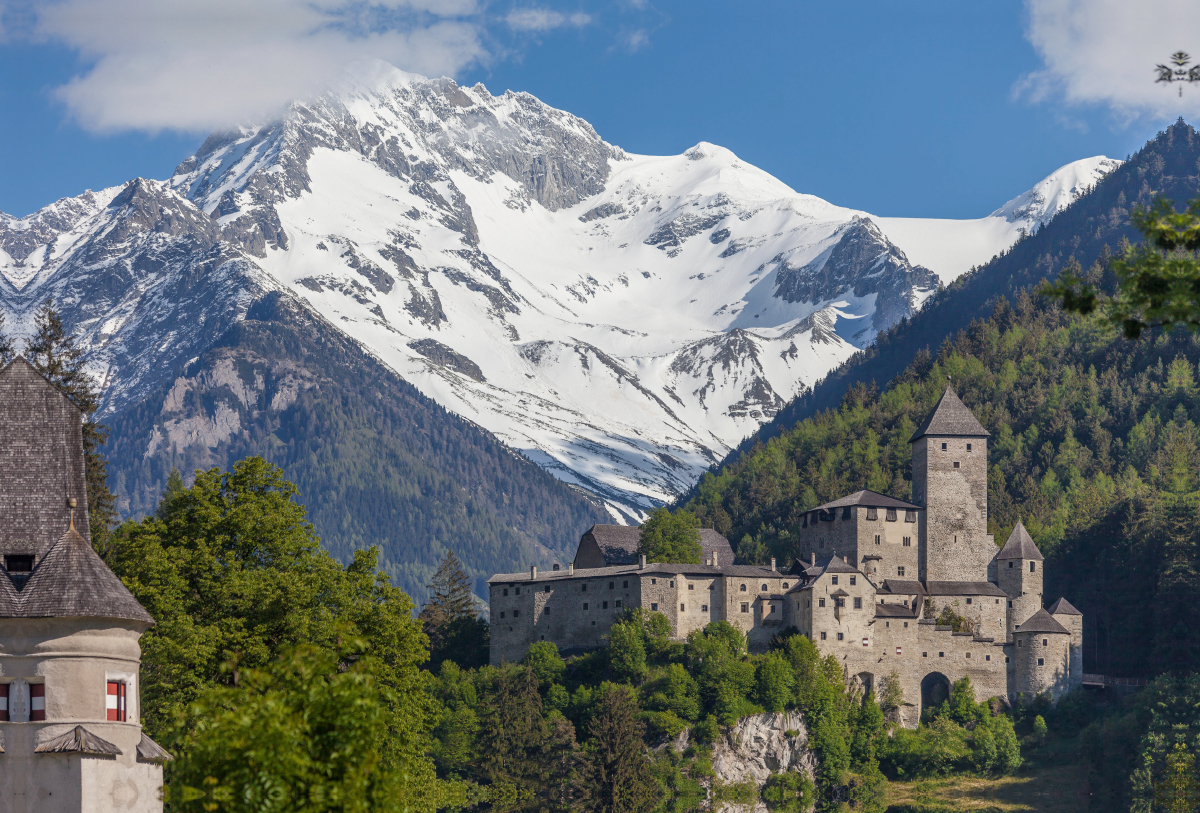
[941,443,947,450]
[819,598,826,607]
[1006,656,1010,663]
[842,506,851,520]
[623,580,628,588]
[837,633,844,641]
[967,443,973,451]
[681,603,686,611]
[582,584,587,591]
[875,535,881,545]
[886,508,897,522]
[904,622,908,628]
[966,598,972,605]
[904,510,917,523]
[761,584,768,591]
[897,567,905,577]
[966,652,971,658]
[996,599,1000,604]
[854,597,862,609]
[1008,600,1013,607]
[106,681,126,722]
[1030,562,1036,573]
[885,621,890,628]
[602,602,608,609]
[922,652,928,657]
[701,604,708,612]
[819,540,824,548]
[953,462,960,469]
[1008,562,1013,569]
[903,536,911,546]
[740,584,747,592]
[1042,638,1048,646]
[783,583,789,589]
[849,576,856,586]
[689,584,695,591]
[1037,658,1045,666]
[503,589,509,596]
[741,603,749,612]
[513,610,519,617]
[500,612,505,618]
[515,587,521,595]
[4,554,32,573]
[1017,640,1021,647]
[651,579,656,585]
[615,601,622,608]
[821,632,827,640]
[670,581,675,587]
[835,598,845,608]
[938,652,944,658]
[866,507,878,520]
[651,603,658,611]
[986,654,991,661]
[545,586,551,593]
[583,603,588,610]
[609,582,614,589]
[831,576,838,585]
[544,607,550,615]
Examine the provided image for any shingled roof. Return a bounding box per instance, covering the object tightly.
[996,520,1044,561]
[910,385,990,441]
[1014,608,1069,635]
[580,524,734,566]
[34,725,122,756]
[1048,597,1082,616]
[811,490,919,511]
[0,358,92,560]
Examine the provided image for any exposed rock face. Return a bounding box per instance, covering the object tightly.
[710,712,816,813]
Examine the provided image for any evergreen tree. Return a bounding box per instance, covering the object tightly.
[587,685,658,813]
[637,507,702,564]
[0,312,14,367]
[419,550,489,670]
[25,298,117,553]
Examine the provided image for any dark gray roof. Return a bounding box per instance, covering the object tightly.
[488,561,782,584]
[875,602,917,617]
[581,524,735,566]
[910,385,989,441]
[0,358,92,560]
[880,579,926,596]
[821,555,859,574]
[1048,597,1082,616]
[925,581,1008,597]
[996,520,1044,561]
[137,733,174,763]
[1014,608,1070,635]
[812,490,920,511]
[2,527,154,624]
[35,725,122,756]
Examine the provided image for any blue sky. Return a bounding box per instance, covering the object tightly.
[1,0,1195,218]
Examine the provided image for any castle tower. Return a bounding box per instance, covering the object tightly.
[1011,608,1071,703]
[909,385,993,581]
[1049,597,1083,693]
[996,519,1043,640]
[0,358,168,812]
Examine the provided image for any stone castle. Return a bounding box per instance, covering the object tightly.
[0,359,168,812]
[488,386,1083,725]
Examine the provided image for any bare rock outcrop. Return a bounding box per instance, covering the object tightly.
[710,712,816,812]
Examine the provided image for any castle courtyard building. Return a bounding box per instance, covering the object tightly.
[488,385,1083,726]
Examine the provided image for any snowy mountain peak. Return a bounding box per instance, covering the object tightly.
[990,156,1123,232]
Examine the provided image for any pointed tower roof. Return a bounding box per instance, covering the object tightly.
[1048,597,1082,616]
[1013,607,1069,635]
[13,527,153,625]
[996,519,1044,561]
[910,384,990,442]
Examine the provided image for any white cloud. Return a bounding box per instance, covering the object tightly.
[1021,0,1200,120]
[505,7,591,32]
[623,28,649,52]
[13,0,488,132]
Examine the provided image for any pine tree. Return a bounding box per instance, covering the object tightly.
[25,298,117,554]
[0,313,14,368]
[587,685,657,813]
[419,550,488,669]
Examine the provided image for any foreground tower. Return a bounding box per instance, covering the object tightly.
[997,519,1044,639]
[0,358,168,813]
[909,385,994,580]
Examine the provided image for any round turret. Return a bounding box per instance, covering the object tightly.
[1011,608,1071,703]
[996,520,1044,640]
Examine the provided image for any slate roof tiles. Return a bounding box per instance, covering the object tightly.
[910,385,990,441]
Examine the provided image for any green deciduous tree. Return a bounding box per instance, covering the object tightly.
[587,685,658,813]
[25,298,118,553]
[608,621,648,684]
[637,507,702,564]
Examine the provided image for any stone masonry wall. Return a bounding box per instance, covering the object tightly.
[1012,630,1071,701]
[790,508,920,582]
[913,437,995,581]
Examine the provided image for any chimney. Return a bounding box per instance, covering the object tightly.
[712,550,719,567]
[568,562,574,575]
[770,557,777,572]
[553,563,560,571]
[530,565,538,580]
[811,552,816,567]
[639,554,646,569]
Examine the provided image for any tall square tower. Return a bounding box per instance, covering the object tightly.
[910,385,994,581]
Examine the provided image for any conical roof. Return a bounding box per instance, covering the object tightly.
[1013,607,1069,635]
[996,519,1044,561]
[910,385,990,441]
[13,527,153,625]
[1048,597,1082,616]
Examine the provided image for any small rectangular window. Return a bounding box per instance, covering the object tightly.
[897,566,906,577]
[874,535,881,545]
[545,586,551,593]
[688,584,694,591]
[500,611,506,618]
[1042,638,1048,646]
[941,443,947,450]
[922,652,928,657]
[831,576,838,585]
[513,609,519,617]
[582,603,588,610]
[701,604,708,612]
[615,600,622,608]
[986,654,991,661]
[0,683,7,722]
[853,597,862,609]
[849,576,856,586]
[835,597,845,608]
[1006,656,1010,663]
[515,587,520,595]
[680,603,686,611]
[904,510,917,523]
[953,461,960,469]
[837,633,844,641]
[866,507,878,520]
[886,508,897,522]
[820,632,827,640]
[503,588,508,596]
[841,506,851,520]
[651,603,658,611]
[740,603,749,613]
[967,443,973,451]
[106,682,124,722]
[1030,562,1037,572]
[582,584,587,592]
[904,622,908,628]
[966,598,972,605]
[670,581,675,587]
[609,582,614,589]
[543,607,550,615]
[939,652,944,658]
[1038,658,1045,666]
[602,601,607,609]
[819,598,826,607]
[623,580,628,588]
[903,536,911,546]
[651,579,656,585]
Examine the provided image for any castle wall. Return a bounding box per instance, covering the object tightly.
[922,593,1008,642]
[912,437,995,581]
[790,508,920,582]
[1053,612,1083,693]
[1012,630,1071,702]
[998,558,1043,641]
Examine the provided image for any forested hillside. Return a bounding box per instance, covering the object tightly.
[686,291,1200,680]
[726,120,1200,461]
[105,293,603,599]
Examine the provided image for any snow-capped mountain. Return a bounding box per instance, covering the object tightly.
[0,62,1120,520]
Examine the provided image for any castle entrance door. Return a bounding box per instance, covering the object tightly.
[920,672,951,715]
[855,672,875,698]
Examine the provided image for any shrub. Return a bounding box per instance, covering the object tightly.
[755,652,797,712]
[609,621,649,683]
[523,641,565,689]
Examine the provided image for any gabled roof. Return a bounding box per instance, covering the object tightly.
[137,733,174,763]
[879,579,926,596]
[910,385,990,442]
[5,526,154,625]
[996,520,1044,561]
[581,524,734,566]
[1048,597,1082,616]
[811,490,920,512]
[488,561,782,583]
[1014,608,1069,635]
[0,358,92,560]
[35,725,122,756]
[820,555,860,574]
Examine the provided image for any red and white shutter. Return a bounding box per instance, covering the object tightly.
[29,683,45,721]
[896,646,902,656]
[862,637,869,647]
[0,683,7,722]
[107,681,126,722]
